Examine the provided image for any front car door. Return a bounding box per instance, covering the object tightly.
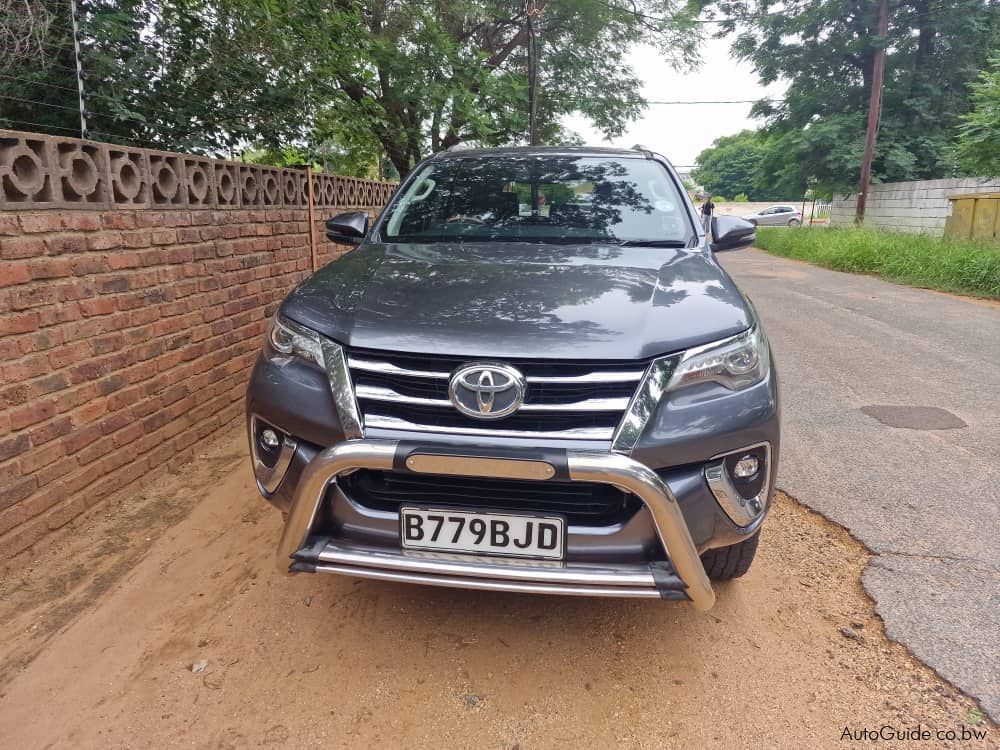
[758,208,778,226]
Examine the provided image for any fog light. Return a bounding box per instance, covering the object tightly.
[250,417,297,495]
[733,455,759,479]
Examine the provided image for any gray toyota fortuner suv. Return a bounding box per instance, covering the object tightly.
[246,146,777,610]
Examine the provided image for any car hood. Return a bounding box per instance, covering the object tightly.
[281,241,751,360]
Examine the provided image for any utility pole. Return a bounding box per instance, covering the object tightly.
[856,0,889,224]
[69,0,87,139]
[525,1,541,146]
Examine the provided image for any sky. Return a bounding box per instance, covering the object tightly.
[561,35,787,171]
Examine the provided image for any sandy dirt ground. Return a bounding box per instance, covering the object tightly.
[0,427,994,749]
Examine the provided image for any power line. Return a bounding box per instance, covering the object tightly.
[596,0,979,27]
[591,0,789,26]
[0,73,79,92]
[0,91,248,139]
[7,23,328,118]
[645,98,781,104]
[0,94,81,112]
[28,37,78,54]
[1,70,239,114]
[8,70,783,111]
[0,92,167,134]
[0,118,86,134]
[19,57,80,73]
[2,56,289,130]
[3,83,783,153]
[87,129,168,147]
[5,63,785,144]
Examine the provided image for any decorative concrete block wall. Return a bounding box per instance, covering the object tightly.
[0,130,395,560]
[830,177,1000,235]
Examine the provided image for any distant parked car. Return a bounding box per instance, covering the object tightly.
[742,205,802,227]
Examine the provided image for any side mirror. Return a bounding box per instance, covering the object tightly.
[325,211,369,245]
[710,215,756,252]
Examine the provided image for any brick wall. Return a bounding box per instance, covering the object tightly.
[830,176,1000,234]
[0,130,393,560]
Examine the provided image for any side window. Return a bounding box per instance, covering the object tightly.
[386,172,438,236]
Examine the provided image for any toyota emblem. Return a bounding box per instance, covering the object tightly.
[449,363,526,420]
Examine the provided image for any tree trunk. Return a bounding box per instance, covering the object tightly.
[382,136,412,179]
[431,103,443,153]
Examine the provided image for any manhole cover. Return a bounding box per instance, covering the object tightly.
[861,405,967,430]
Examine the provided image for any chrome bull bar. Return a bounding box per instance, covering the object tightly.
[276,440,716,611]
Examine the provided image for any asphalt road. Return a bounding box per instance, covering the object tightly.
[719,248,1000,721]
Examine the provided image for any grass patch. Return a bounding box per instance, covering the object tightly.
[753,227,1000,300]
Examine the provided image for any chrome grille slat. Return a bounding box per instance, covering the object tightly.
[355,384,630,412]
[527,371,644,384]
[348,355,645,384]
[348,356,450,380]
[348,349,647,441]
[363,413,616,441]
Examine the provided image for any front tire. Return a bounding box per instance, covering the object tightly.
[700,533,760,580]
[788,218,801,227]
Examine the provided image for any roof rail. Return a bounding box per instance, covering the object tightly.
[630,144,654,158]
[445,142,477,152]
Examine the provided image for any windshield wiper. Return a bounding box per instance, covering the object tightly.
[616,239,689,248]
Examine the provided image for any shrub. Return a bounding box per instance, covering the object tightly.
[753,227,1000,299]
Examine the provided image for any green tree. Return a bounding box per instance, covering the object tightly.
[712,0,999,195]
[1,0,708,177]
[956,52,1000,176]
[0,0,335,155]
[0,0,78,137]
[692,129,787,200]
[0,0,54,72]
[300,0,707,177]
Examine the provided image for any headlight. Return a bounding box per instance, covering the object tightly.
[266,315,324,368]
[666,325,769,392]
[261,315,363,438]
[612,324,771,453]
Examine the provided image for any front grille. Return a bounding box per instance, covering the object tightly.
[339,470,641,525]
[352,370,636,404]
[348,349,648,441]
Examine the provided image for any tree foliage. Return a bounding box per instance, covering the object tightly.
[692,129,788,199]
[265,0,708,177]
[1,0,707,177]
[1,0,331,153]
[0,0,53,70]
[956,51,1000,176]
[711,0,1000,195]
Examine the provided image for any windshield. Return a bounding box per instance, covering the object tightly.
[381,155,692,244]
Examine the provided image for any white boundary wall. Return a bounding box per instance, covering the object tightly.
[830,177,1000,235]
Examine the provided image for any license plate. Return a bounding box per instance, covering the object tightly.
[399,506,565,560]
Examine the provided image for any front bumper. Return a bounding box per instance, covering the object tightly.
[276,440,717,610]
